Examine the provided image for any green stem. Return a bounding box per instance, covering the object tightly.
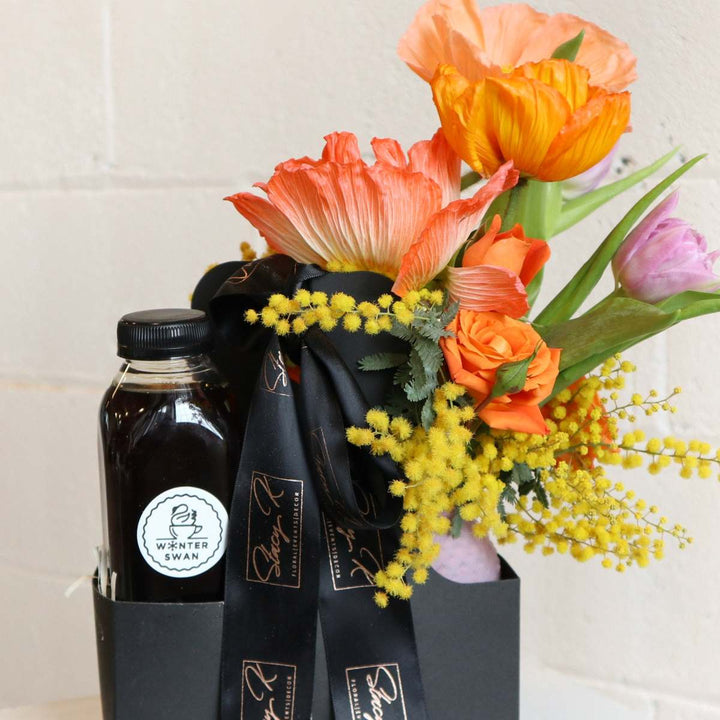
[461,171,482,191]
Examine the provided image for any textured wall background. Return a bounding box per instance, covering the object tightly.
[1,0,718,716]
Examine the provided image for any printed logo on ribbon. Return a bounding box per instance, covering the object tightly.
[263,350,292,396]
[241,660,296,720]
[246,472,303,587]
[136,486,228,578]
[322,514,384,590]
[346,664,407,720]
[310,427,342,513]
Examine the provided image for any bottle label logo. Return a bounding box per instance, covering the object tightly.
[137,486,228,578]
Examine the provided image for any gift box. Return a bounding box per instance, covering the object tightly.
[93,560,519,719]
[93,256,521,719]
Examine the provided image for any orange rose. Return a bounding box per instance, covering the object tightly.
[441,310,561,434]
[445,214,550,316]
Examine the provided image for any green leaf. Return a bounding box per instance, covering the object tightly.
[551,29,585,62]
[393,363,412,389]
[534,155,706,327]
[421,396,436,431]
[540,295,679,372]
[656,290,720,322]
[439,299,460,327]
[451,512,463,538]
[535,482,549,509]
[388,320,415,342]
[491,344,541,398]
[556,147,679,234]
[497,484,518,521]
[525,266,544,309]
[358,352,408,372]
[414,336,445,376]
[404,347,436,401]
[511,463,535,492]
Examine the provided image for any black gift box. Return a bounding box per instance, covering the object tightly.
[93,559,519,720]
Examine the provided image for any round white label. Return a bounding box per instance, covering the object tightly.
[136,486,229,578]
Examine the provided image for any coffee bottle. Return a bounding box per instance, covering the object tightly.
[98,309,238,602]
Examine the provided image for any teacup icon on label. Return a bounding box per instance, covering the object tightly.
[169,503,204,540]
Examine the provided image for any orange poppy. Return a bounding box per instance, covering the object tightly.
[432,60,631,181]
[228,130,519,298]
[399,0,636,93]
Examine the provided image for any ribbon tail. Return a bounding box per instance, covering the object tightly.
[318,516,429,720]
[220,336,320,720]
[299,337,429,720]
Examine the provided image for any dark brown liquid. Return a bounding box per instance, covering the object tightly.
[99,379,238,602]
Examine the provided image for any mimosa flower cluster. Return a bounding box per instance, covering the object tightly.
[346,357,702,603]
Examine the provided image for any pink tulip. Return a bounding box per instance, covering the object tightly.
[612,191,720,303]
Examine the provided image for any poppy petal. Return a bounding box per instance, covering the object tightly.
[372,138,408,168]
[321,132,364,164]
[408,128,462,206]
[445,264,529,317]
[392,161,518,296]
[537,90,631,181]
[266,162,440,276]
[432,64,504,176]
[484,74,570,177]
[224,192,325,266]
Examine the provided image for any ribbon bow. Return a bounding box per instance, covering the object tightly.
[192,255,428,720]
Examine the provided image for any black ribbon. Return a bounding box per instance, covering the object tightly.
[192,255,428,720]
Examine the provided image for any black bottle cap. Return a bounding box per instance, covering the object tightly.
[117,309,213,360]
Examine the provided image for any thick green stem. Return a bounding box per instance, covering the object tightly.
[461,171,482,191]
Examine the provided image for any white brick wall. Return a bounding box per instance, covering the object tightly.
[0,0,718,715]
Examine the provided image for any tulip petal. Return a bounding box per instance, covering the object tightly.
[432,64,505,176]
[392,161,518,296]
[485,74,570,177]
[612,191,679,275]
[407,128,462,205]
[371,137,408,168]
[445,264,529,317]
[224,192,325,266]
[537,89,631,181]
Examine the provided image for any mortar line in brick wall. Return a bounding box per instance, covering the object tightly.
[0,374,105,394]
[0,175,257,194]
[0,557,94,587]
[0,171,715,196]
[101,0,115,171]
[544,663,720,712]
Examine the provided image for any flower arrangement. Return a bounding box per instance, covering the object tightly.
[225,1,720,606]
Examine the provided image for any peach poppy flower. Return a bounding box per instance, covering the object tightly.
[399,0,636,93]
[432,60,631,181]
[441,310,561,434]
[443,215,550,317]
[227,131,519,300]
